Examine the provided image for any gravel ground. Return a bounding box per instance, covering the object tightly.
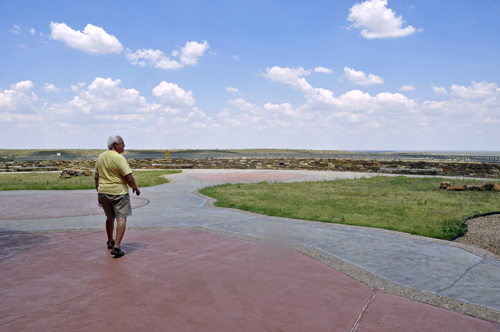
[454,214,500,256]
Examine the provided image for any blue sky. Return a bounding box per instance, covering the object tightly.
[1,0,500,150]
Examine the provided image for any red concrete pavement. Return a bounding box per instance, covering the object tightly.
[0,193,148,220]
[0,229,498,331]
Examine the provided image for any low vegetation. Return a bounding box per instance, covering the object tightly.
[200,176,500,240]
[0,170,181,191]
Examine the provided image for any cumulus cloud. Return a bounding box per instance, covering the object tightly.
[226,87,241,95]
[0,80,38,113]
[152,81,195,111]
[42,83,60,93]
[450,81,500,99]
[262,67,413,124]
[51,77,160,116]
[125,49,183,70]
[223,97,311,129]
[347,0,422,39]
[313,67,333,74]
[223,65,421,133]
[71,82,86,92]
[262,66,334,85]
[171,107,217,130]
[340,67,384,85]
[49,22,123,54]
[29,28,36,35]
[262,66,311,84]
[400,85,415,91]
[309,89,415,114]
[126,40,209,70]
[432,86,448,96]
[11,81,34,92]
[217,109,231,118]
[179,40,210,65]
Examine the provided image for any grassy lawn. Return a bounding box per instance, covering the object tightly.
[0,170,181,191]
[200,176,500,240]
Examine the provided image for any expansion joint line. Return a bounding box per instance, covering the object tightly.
[437,259,484,295]
[350,289,377,332]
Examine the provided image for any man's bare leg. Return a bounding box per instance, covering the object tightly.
[106,217,115,243]
[114,217,127,248]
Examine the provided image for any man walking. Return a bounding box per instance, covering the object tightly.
[95,135,140,258]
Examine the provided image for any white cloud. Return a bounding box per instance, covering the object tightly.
[262,66,311,84]
[152,81,195,110]
[347,0,422,39]
[310,89,415,114]
[11,81,34,92]
[227,98,261,115]
[262,66,333,85]
[223,65,422,134]
[399,85,415,91]
[29,28,36,35]
[10,25,20,34]
[16,43,29,50]
[261,67,414,123]
[179,40,210,65]
[0,112,43,124]
[51,77,160,117]
[231,55,239,59]
[341,67,384,85]
[0,80,38,113]
[125,49,183,70]
[71,82,86,92]
[126,40,209,70]
[450,81,500,99]
[432,86,448,96]
[217,109,231,118]
[226,87,241,95]
[171,107,215,129]
[42,83,60,93]
[313,67,333,74]
[49,22,123,54]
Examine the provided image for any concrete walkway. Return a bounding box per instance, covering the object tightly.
[1,169,499,330]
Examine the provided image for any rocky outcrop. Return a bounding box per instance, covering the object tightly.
[447,185,465,191]
[440,181,451,189]
[443,182,499,191]
[5,157,500,179]
[59,169,92,178]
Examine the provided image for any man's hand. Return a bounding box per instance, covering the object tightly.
[133,187,141,196]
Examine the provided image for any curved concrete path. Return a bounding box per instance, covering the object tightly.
[1,169,499,330]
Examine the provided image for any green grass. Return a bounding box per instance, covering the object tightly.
[200,176,500,240]
[0,170,181,191]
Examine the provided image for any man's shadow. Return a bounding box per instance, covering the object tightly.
[120,242,149,254]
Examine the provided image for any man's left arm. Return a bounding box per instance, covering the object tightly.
[94,172,102,207]
[124,173,140,196]
[94,172,99,192]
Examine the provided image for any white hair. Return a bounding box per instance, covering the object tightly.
[107,135,121,149]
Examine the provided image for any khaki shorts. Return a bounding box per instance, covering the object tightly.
[98,193,132,218]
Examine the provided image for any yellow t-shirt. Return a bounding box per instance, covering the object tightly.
[95,150,132,195]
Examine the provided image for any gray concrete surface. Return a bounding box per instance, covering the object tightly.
[1,169,499,314]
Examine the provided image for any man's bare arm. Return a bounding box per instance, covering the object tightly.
[124,173,140,196]
[94,172,99,192]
